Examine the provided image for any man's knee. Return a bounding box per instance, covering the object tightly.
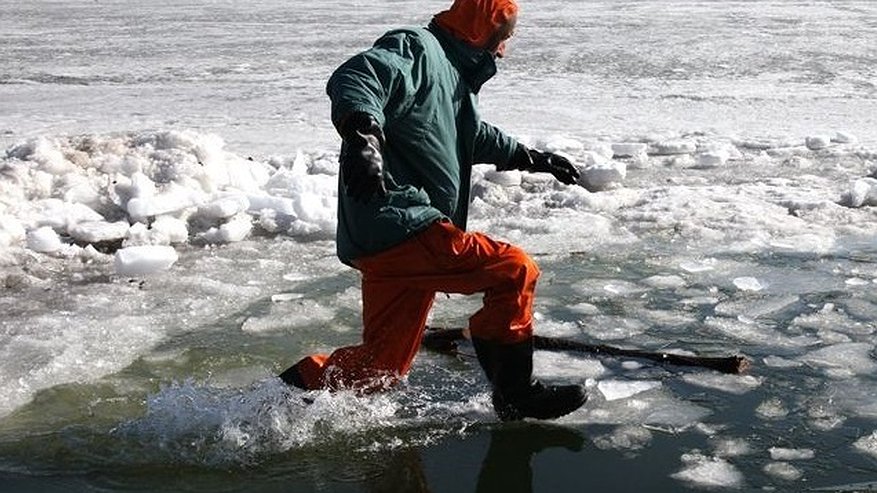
[501,245,540,290]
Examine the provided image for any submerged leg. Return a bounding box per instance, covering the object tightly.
[281,286,435,392]
[472,337,587,421]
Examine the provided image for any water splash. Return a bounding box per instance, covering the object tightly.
[112,375,487,467]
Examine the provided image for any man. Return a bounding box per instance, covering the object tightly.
[280,0,587,421]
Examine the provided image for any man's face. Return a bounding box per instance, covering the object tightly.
[485,13,517,58]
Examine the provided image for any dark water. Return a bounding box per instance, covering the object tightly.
[2,382,877,492]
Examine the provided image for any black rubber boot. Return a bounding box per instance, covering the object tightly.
[278,364,307,390]
[472,337,587,421]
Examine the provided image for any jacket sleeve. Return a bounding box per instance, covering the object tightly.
[473,120,518,166]
[326,34,413,131]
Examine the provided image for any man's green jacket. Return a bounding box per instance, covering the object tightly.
[326,22,519,265]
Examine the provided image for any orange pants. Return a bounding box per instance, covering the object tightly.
[293,220,540,391]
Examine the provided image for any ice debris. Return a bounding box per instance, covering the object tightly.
[114,245,179,276]
[671,452,743,489]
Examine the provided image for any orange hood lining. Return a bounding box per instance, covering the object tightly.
[433,0,518,56]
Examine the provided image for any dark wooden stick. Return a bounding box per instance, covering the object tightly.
[421,327,750,375]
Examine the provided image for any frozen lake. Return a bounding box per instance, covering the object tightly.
[2,1,877,491]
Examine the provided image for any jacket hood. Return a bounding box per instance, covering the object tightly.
[427,22,497,94]
[433,0,518,57]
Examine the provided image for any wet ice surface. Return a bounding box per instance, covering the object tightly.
[3,0,877,492]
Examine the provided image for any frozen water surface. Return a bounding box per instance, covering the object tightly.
[3,0,877,492]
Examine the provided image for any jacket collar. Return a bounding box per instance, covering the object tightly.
[427,21,497,94]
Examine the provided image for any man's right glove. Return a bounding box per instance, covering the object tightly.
[338,112,387,203]
[507,144,580,186]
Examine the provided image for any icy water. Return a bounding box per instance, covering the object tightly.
[4,246,877,492]
[4,1,877,492]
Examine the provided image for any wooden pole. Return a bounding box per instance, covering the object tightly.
[421,327,750,375]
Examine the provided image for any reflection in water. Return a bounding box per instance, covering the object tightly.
[365,447,431,493]
[477,424,584,493]
[359,424,584,493]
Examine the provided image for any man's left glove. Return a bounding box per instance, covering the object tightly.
[507,144,580,186]
[338,112,387,203]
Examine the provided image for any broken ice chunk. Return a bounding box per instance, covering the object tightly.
[682,372,762,395]
[581,159,626,191]
[732,277,764,292]
[26,226,63,253]
[805,135,831,150]
[671,452,743,489]
[592,425,653,451]
[845,178,877,208]
[114,245,179,276]
[597,380,662,401]
[832,131,858,144]
[679,258,717,273]
[650,140,697,156]
[641,274,686,289]
[484,169,523,186]
[713,438,752,458]
[68,220,129,244]
[200,214,253,244]
[763,462,803,481]
[762,355,803,368]
[696,149,729,168]
[854,431,877,459]
[799,343,877,376]
[768,447,815,461]
[756,398,789,419]
[611,142,648,158]
[199,193,250,219]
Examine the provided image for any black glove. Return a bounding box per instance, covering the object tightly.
[338,112,387,202]
[508,144,580,185]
